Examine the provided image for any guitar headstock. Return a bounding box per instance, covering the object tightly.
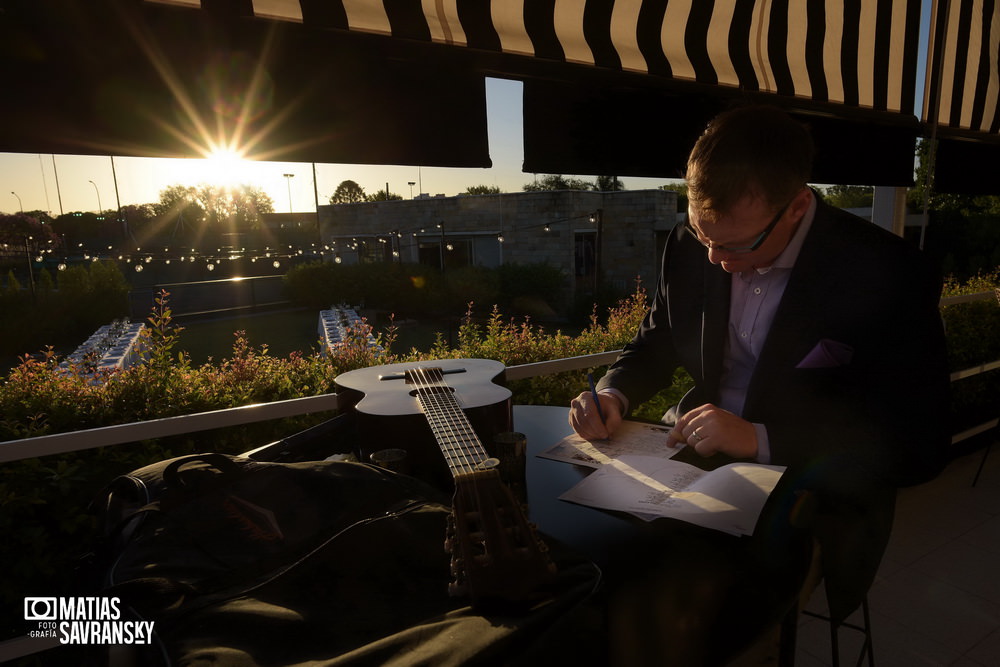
[445,468,557,610]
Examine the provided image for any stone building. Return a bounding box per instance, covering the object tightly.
[317,189,677,296]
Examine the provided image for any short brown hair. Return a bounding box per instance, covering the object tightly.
[686,105,814,214]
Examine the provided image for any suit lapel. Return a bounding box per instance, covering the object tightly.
[749,203,841,395]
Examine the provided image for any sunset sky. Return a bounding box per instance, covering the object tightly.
[1,78,671,217]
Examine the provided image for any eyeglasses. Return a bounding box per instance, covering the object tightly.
[685,198,793,254]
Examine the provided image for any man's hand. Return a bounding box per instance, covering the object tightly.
[569,391,623,440]
[667,404,759,459]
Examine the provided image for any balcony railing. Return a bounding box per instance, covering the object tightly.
[0,294,996,465]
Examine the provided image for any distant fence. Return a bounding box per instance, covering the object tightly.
[128,275,289,319]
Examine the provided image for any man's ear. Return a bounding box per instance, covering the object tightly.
[790,187,813,218]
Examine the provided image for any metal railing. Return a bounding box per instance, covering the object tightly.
[1,294,996,464]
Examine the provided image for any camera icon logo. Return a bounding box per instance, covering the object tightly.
[24,597,58,621]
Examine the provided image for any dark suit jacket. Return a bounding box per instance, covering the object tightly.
[598,195,951,618]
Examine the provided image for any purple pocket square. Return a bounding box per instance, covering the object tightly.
[796,339,854,369]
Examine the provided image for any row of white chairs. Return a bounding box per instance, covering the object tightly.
[61,321,146,373]
[317,306,382,352]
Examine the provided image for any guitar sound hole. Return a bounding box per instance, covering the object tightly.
[409,387,456,397]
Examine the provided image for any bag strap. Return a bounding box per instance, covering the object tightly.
[161,453,247,487]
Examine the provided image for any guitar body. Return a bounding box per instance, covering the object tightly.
[335,359,513,492]
[335,359,556,609]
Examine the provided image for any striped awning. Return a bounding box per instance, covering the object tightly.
[923,0,1000,194]
[222,0,919,116]
[1,0,929,185]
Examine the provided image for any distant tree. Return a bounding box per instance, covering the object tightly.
[0,212,58,248]
[154,185,205,226]
[229,185,274,230]
[822,185,874,209]
[595,175,625,192]
[523,174,593,191]
[660,183,688,212]
[906,139,999,216]
[330,180,367,204]
[464,184,502,195]
[51,211,118,248]
[367,188,404,201]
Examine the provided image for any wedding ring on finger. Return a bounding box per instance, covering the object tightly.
[689,428,703,443]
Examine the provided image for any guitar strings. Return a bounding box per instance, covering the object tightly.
[412,367,463,473]
[418,366,483,475]
[410,366,490,476]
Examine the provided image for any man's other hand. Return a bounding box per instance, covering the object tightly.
[667,404,759,459]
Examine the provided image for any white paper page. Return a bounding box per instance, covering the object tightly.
[558,455,785,536]
[537,420,680,468]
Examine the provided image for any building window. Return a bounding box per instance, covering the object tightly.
[575,232,596,277]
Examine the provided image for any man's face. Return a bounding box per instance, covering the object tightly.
[686,189,810,273]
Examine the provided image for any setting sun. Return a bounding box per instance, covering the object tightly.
[203,146,254,187]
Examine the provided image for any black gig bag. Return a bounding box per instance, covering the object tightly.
[86,453,602,667]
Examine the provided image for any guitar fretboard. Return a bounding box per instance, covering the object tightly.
[406,367,492,477]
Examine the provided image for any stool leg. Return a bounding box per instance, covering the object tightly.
[778,605,798,667]
[860,597,874,667]
[830,618,840,667]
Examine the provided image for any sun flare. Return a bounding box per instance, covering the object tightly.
[203,146,254,188]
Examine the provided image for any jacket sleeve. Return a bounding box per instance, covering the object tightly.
[596,227,685,412]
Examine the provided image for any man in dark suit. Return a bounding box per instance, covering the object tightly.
[568,105,951,665]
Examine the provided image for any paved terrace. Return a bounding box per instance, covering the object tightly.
[789,443,1000,666]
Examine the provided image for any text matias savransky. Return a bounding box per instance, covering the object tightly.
[24,596,155,645]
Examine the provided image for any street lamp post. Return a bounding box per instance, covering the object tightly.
[11,191,23,213]
[88,180,102,215]
[283,173,295,213]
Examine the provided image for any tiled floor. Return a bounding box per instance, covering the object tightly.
[791,443,1000,666]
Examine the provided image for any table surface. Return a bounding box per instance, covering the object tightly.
[514,404,641,564]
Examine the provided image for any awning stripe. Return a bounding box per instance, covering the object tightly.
[765,0,789,96]
[961,0,985,130]
[524,0,563,60]
[635,0,671,77]
[609,0,647,73]
[553,0,594,66]
[342,0,391,35]
[582,0,622,70]
[663,0,697,81]
[253,0,301,22]
[986,1,1000,134]
[299,0,348,30]
[493,0,533,56]
[822,3,847,106]
[786,1,811,99]
[728,0,759,91]
[459,0,501,51]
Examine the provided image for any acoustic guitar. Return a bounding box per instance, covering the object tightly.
[335,359,557,609]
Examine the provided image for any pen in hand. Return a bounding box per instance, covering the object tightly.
[588,372,606,425]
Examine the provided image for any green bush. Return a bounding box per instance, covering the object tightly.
[941,270,1000,432]
[0,261,129,362]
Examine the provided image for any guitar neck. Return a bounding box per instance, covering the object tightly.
[413,384,492,478]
